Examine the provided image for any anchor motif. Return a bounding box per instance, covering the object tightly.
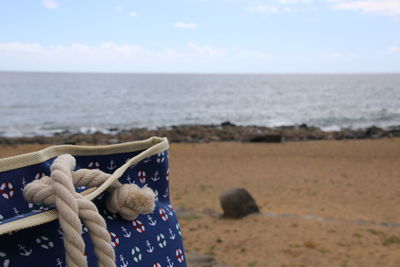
[56,258,65,267]
[147,215,157,226]
[166,256,174,267]
[18,244,32,256]
[121,226,131,238]
[13,208,20,217]
[143,157,151,163]
[146,240,154,253]
[57,228,64,239]
[107,160,117,171]
[169,228,176,240]
[21,177,27,192]
[119,255,128,267]
[126,175,133,185]
[163,188,169,199]
[151,171,160,182]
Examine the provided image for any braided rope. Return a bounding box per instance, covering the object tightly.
[51,155,87,267]
[23,154,156,267]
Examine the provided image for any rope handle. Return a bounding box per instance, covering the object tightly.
[23,154,156,267]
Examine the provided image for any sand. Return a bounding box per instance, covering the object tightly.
[1,138,400,267]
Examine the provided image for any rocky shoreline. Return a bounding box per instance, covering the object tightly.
[1,123,399,145]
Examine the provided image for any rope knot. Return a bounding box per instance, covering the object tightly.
[107,184,156,220]
[22,154,156,267]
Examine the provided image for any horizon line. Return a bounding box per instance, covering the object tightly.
[1,70,400,75]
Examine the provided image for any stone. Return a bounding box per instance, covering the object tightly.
[249,134,282,143]
[220,188,260,218]
[221,121,236,127]
[365,126,384,138]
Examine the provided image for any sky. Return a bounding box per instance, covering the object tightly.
[0,0,399,73]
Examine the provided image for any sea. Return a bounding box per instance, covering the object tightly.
[0,72,399,137]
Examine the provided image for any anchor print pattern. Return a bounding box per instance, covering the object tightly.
[18,244,32,256]
[146,240,155,253]
[119,255,128,267]
[147,215,157,226]
[0,149,186,266]
[56,258,66,267]
[169,228,176,240]
[121,226,131,238]
[151,170,161,182]
[107,160,117,171]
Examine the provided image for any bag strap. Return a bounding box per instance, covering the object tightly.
[23,154,156,267]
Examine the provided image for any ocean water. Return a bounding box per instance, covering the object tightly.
[0,72,399,137]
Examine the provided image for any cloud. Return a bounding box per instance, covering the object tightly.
[115,7,139,18]
[387,46,400,53]
[188,42,226,56]
[246,0,316,13]
[42,0,58,9]
[129,11,139,17]
[173,22,197,29]
[246,5,278,13]
[4,42,394,73]
[0,42,43,54]
[0,41,278,72]
[325,52,360,60]
[0,42,233,72]
[0,42,144,60]
[330,0,400,16]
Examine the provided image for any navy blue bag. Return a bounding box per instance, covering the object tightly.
[0,137,186,267]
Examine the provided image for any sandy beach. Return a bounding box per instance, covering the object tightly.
[1,138,400,267]
[170,138,400,267]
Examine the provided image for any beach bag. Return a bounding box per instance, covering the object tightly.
[0,137,186,267]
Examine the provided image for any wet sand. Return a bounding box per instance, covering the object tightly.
[1,138,400,266]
